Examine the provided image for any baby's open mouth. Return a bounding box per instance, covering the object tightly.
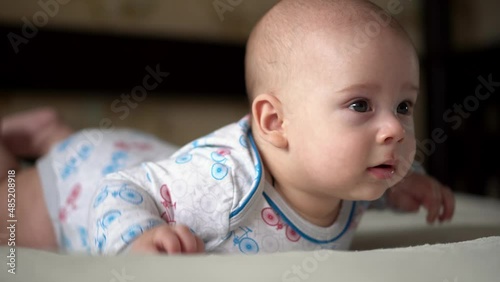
[372,164,394,169]
[368,163,396,179]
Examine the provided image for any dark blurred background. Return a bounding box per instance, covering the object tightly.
[0,0,499,198]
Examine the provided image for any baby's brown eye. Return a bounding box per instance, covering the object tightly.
[397,101,411,115]
[349,100,370,112]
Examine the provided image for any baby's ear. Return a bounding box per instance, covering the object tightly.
[251,94,288,149]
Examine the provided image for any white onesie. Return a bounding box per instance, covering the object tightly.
[37,116,370,255]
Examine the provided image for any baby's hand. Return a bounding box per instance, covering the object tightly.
[129,224,205,254]
[386,172,455,224]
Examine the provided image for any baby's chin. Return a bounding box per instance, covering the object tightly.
[347,184,391,201]
[358,190,387,201]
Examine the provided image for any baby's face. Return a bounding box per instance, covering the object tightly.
[282,28,419,201]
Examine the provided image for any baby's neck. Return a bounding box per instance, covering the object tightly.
[292,196,343,227]
[267,174,343,227]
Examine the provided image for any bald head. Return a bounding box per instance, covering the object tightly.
[245,0,412,102]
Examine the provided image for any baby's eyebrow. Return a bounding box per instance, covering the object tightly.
[336,83,419,94]
[402,83,420,92]
[336,83,381,94]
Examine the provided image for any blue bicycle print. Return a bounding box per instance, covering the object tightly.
[231,226,259,254]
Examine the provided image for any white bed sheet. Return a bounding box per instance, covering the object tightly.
[352,192,500,249]
[1,192,499,282]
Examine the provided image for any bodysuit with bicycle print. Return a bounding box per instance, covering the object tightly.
[88,116,369,255]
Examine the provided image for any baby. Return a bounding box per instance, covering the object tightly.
[0,0,454,255]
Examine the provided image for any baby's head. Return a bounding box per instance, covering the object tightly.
[247,0,419,201]
[245,0,417,101]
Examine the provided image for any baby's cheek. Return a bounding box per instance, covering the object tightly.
[394,142,416,182]
[402,132,416,158]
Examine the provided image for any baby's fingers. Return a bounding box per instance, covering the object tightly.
[173,225,205,254]
[130,224,203,254]
[438,186,455,222]
[153,227,182,254]
[423,181,442,224]
[128,225,179,254]
[195,235,205,253]
[131,240,163,254]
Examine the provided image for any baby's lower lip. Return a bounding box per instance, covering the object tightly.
[367,167,395,179]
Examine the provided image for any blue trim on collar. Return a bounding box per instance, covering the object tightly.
[263,192,356,244]
[229,130,263,218]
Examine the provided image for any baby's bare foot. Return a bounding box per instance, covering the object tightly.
[1,107,73,158]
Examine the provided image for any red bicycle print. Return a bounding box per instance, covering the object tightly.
[114,141,152,151]
[160,184,176,224]
[261,207,300,242]
[59,183,82,222]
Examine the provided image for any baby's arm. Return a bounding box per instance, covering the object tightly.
[368,162,455,224]
[128,223,204,254]
[88,171,203,255]
[386,171,455,224]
